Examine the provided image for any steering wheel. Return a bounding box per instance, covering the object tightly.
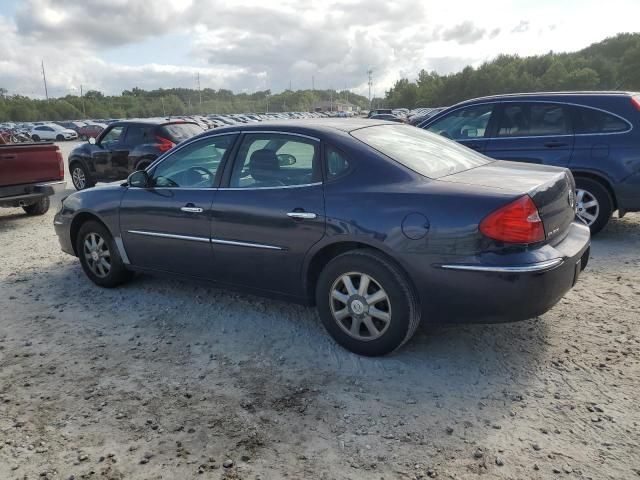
[185,166,214,186]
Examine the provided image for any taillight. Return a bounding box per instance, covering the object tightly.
[631,96,640,111]
[479,195,545,244]
[155,135,175,152]
[56,150,64,179]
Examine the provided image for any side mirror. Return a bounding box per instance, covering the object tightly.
[88,137,96,145]
[127,170,149,188]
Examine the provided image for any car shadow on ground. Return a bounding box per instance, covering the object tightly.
[4,253,554,408]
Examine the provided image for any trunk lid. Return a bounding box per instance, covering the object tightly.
[438,160,577,242]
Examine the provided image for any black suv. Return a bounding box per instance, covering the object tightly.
[420,92,640,234]
[68,119,203,190]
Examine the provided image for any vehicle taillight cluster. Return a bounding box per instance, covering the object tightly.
[479,195,545,244]
[155,135,175,152]
[56,150,64,179]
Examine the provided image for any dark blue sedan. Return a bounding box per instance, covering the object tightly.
[419,91,640,234]
[54,120,590,356]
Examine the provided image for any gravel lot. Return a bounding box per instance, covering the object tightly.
[1,141,639,479]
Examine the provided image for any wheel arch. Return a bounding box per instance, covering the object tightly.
[69,212,111,256]
[303,240,416,306]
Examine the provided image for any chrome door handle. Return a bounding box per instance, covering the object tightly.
[287,211,317,219]
[181,206,203,213]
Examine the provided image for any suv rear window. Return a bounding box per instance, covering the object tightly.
[351,124,491,179]
[158,123,204,143]
[573,106,629,134]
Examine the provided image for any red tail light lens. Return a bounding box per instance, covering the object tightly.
[631,96,640,111]
[155,135,175,152]
[479,195,545,244]
[56,149,64,179]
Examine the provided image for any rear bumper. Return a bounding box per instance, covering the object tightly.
[419,221,591,324]
[0,180,66,207]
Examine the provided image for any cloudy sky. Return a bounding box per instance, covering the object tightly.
[1,0,639,99]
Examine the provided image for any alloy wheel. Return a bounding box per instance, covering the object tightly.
[330,272,392,341]
[72,167,86,190]
[83,232,111,278]
[576,188,600,226]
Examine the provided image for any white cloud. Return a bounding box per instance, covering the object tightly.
[1,0,639,99]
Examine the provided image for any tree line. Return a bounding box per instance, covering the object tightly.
[385,33,640,108]
[0,87,369,122]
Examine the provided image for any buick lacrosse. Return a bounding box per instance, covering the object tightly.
[54,120,590,356]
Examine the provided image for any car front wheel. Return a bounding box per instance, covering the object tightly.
[76,220,132,288]
[316,249,421,356]
[70,163,94,190]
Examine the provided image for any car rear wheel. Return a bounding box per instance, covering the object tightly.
[316,249,421,356]
[575,177,613,235]
[76,220,132,288]
[70,163,94,190]
[22,196,49,216]
[80,134,88,141]
[31,134,40,142]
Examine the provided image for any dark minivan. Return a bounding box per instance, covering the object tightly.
[420,92,640,233]
[68,119,203,190]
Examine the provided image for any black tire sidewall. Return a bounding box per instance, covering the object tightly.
[71,163,93,190]
[32,135,40,142]
[575,177,613,235]
[76,220,130,288]
[316,251,416,356]
[22,196,49,215]
[56,134,64,141]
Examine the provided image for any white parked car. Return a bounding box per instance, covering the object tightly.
[30,124,78,142]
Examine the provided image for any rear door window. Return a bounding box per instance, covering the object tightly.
[158,123,204,143]
[124,125,153,146]
[497,103,571,137]
[573,107,629,134]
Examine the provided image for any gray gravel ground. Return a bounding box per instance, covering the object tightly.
[0,141,639,479]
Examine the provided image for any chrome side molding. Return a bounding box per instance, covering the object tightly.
[437,258,564,273]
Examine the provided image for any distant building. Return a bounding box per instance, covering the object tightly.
[313,100,356,112]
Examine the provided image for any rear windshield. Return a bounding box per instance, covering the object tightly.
[159,123,204,142]
[351,124,491,178]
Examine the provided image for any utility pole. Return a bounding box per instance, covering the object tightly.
[197,72,202,110]
[367,69,373,110]
[312,75,315,91]
[41,60,49,100]
[289,79,292,91]
[161,97,166,117]
[80,84,86,118]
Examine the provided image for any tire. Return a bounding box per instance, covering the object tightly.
[315,249,421,356]
[56,134,64,141]
[31,134,40,142]
[76,220,133,288]
[575,177,613,235]
[80,134,87,141]
[22,196,49,216]
[70,162,94,190]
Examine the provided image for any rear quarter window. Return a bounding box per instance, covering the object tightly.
[573,106,630,134]
[159,123,205,143]
[351,124,491,179]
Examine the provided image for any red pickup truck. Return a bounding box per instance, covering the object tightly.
[0,142,66,215]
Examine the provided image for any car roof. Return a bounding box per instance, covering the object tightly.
[454,91,639,106]
[108,119,200,128]
[197,119,393,137]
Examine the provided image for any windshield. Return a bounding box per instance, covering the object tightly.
[351,124,491,179]
[159,123,204,142]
